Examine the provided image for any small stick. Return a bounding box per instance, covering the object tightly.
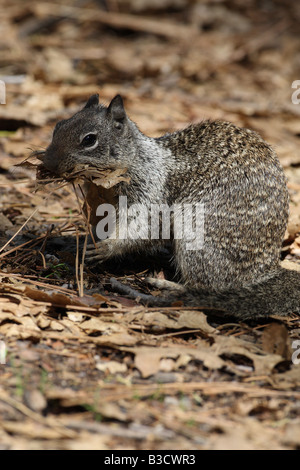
[110,277,169,306]
[79,201,91,297]
[75,228,81,297]
[38,250,47,269]
[33,2,198,40]
[0,188,61,256]
[0,206,40,254]
[0,234,45,259]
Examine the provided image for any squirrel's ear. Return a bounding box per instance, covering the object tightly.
[84,94,100,109]
[107,95,126,121]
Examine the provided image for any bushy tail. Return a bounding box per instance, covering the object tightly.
[111,269,300,320]
[186,268,300,319]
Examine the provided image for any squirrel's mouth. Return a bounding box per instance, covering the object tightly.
[42,149,75,176]
[39,159,130,189]
[21,148,131,190]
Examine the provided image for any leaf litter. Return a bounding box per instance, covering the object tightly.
[0,0,300,451]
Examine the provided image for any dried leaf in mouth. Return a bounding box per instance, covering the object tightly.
[18,151,131,189]
[16,150,46,168]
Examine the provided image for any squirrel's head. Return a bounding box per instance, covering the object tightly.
[44,94,138,175]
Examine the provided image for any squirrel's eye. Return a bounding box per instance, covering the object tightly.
[81,133,97,147]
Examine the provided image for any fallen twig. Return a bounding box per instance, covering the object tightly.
[33,2,198,40]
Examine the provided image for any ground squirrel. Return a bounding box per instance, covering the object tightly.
[43,94,300,319]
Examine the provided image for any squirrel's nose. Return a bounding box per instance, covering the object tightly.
[43,145,61,175]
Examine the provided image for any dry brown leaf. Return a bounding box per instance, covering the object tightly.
[289,236,300,257]
[281,259,300,271]
[59,319,83,335]
[159,358,176,372]
[83,182,119,226]
[96,360,127,374]
[0,323,41,340]
[36,315,51,329]
[18,153,130,198]
[50,320,65,332]
[79,317,127,334]
[67,312,85,322]
[212,335,284,375]
[93,332,138,347]
[175,310,216,333]
[130,345,225,378]
[2,421,65,440]
[92,168,130,189]
[261,323,290,358]
[126,309,215,335]
[24,286,107,308]
[134,348,163,378]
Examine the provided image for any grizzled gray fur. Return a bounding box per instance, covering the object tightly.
[44,94,300,319]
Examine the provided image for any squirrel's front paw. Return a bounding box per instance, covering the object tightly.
[85,239,116,263]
